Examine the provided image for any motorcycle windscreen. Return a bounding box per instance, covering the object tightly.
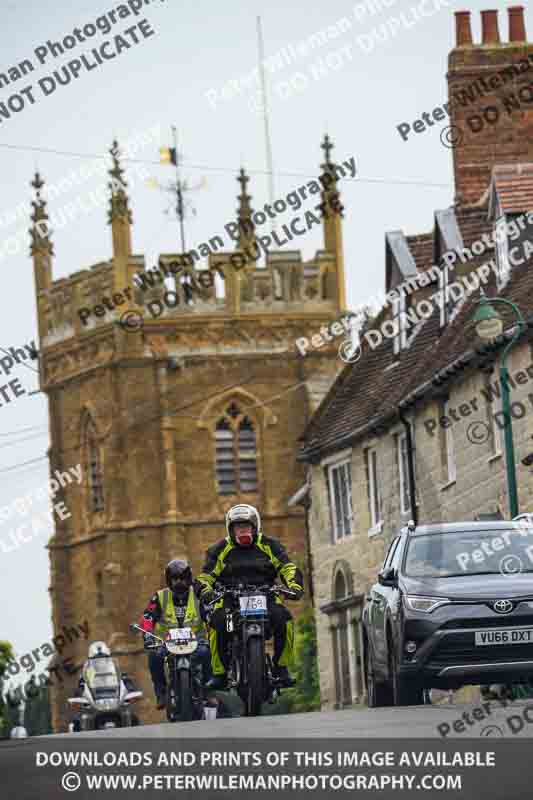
[83,658,120,699]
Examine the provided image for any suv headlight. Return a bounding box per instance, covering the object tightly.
[405,595,450,613]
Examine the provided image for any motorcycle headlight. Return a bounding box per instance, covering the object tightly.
[405,595,450,613]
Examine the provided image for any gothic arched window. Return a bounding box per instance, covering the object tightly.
[215,403,258,495]
[85,418,104,513]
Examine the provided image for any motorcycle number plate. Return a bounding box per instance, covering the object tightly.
[169,627,192,641]
[239,595,267,615]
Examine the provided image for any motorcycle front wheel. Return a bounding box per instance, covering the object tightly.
[168,669,193,722]
[245,637,265,717]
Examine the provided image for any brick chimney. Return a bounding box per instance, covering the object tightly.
[447,7,533,206]
[481,10,500,44]
[455,11,473,46]
[509,6,526,42]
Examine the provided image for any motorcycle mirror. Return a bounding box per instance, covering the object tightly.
[67,698,90,707]
[124,691,143,704]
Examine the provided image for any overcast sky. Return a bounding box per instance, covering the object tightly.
[0,0,527,692]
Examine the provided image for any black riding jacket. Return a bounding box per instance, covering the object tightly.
[194,532,303,596]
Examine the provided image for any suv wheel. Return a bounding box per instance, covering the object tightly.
[364,641,392,707]
[389,637,423,706]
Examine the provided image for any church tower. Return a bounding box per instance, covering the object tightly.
[32,136,349,729]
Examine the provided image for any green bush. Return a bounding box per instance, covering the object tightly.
[0,640,15,737]
[267,607,321,715]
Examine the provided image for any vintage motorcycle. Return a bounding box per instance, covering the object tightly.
[204,583,298,717]
[67,657,142,731]
[130,622,211,722]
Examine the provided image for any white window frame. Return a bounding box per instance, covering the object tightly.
[391,294,405,355]
[443,400,457,483]
[366,447,382,535]
[495,215,510,289]
[438,265,456,329]
[397,432,411,514]
[327,458,354,543]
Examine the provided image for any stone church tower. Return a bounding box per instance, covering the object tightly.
[31,136,349,729]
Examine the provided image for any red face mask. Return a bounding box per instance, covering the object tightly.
[234,525,253,546]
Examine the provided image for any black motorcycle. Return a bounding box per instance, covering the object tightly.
[130,623,209,722]
[204,583,297,717]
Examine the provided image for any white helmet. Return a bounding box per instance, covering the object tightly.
[225,504,261,545]
[88,641,111,659]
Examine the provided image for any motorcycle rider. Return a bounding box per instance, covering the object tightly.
[77,641,137,692]
[71,641,138,731]
[194,504,304,691]
[139,559,211,709]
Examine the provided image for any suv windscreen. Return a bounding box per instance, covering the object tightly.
[404,525,533,578]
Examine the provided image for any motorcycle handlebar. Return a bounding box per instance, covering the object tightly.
[129,623,165,645]
[204,584,298,608]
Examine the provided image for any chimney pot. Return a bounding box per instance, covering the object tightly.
[508,6,526,42]
[481,10,501,44]
[455,10,473,46]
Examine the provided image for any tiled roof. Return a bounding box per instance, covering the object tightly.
[299,180,533,463]
[491,165,533,214]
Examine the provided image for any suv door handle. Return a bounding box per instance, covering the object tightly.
[366,596,373,602]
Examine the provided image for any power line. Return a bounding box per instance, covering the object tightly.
[0,372,308,470]
[0,455,48,475]
[0,423,48,438]
[0,347,39,374]
[0,431,49,449]
[0,141,452,188]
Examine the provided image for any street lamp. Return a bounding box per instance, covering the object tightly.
[470,291,526,518]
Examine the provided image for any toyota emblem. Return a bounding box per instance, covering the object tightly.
[493,599,514,614]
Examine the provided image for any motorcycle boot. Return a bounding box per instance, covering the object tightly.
[155,686,167,710]
[205,674,227,691]
[272,665,295,688]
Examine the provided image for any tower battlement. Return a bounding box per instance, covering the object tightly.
[31,137,347,386]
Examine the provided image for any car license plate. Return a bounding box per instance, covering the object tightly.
[475,627,533,646]
[239,595,267,615]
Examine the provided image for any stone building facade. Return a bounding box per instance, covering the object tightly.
[31,137,348,730]
[298,7,533,711]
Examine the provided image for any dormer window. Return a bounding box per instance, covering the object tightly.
[391,285,421,355]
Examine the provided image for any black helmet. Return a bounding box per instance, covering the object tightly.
[165,559,192,591]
